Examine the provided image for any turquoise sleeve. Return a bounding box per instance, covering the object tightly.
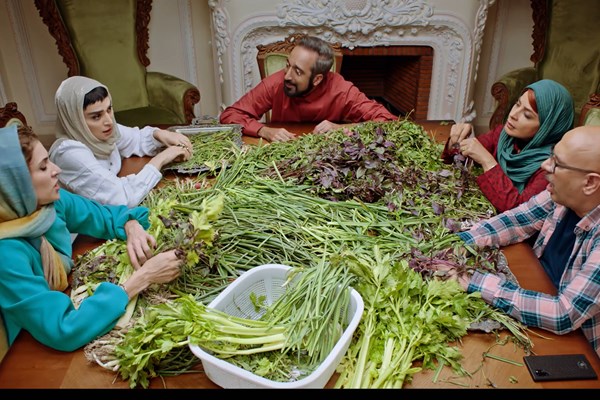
[55,189,150,240]
[0,240,128,350]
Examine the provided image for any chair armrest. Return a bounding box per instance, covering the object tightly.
[580,93,600,126]
[489,67,538,129]
[146,72,200,124]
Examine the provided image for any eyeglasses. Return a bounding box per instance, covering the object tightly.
[549,153,599,174]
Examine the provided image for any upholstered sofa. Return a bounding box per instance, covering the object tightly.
[489,0,600,129]
[35,0,200,127]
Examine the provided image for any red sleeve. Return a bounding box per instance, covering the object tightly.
[474,124,503,154]
[219,73,283,137]
[476,166,548,213]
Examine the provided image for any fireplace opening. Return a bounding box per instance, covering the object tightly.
[339,46,433,120]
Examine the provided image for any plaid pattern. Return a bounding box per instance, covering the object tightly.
[459,189,600,356]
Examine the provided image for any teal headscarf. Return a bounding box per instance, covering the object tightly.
[496,79,574,193]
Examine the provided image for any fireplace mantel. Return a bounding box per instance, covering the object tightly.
[209,0,496,123]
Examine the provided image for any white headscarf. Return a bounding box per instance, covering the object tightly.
[51,76,122,159]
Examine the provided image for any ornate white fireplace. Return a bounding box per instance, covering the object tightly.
[208,0,496,123]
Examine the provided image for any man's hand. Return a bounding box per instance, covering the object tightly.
[257,126,296,142]
[124,220,157,269]
[313,120,342,134]
[436,264,470,290]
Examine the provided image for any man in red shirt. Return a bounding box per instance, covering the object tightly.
[219,35,397,142]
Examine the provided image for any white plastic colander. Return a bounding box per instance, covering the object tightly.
[188,263,364,388]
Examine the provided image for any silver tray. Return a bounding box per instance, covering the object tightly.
[165,124,243,174]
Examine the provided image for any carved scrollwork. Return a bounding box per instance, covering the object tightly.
[0,102,28,128]
[34,0,80,76]
[136,0,152,67]
[183,88,201,124]
[277,0,433,38]
[579,93,600,126]
[490,81,510,129]
[530,0,549,65]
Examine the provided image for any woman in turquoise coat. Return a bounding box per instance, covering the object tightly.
[0,124,182,352]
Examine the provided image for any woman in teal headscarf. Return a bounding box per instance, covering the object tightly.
[442,79,574,213]
[0,124,182,354]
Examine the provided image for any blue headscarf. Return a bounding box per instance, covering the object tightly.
[0,125,70,290]
[496,79,574,192]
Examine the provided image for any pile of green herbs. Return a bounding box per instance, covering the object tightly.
[76,118,532,388]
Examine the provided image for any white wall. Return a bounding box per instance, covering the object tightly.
[0,0,533,147]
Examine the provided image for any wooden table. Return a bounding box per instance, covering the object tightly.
[1,120,599,389]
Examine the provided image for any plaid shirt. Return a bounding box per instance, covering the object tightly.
[459,190,600,357]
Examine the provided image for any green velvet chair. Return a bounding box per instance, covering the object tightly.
[256,33,343,123]
[0,102,28,363]
[489,0,600,129]
[35,0,200,127]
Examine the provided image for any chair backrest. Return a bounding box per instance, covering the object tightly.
[35,0,152,113]
[533,0,600,121]
[256,33,343,80]
[0,102,27,129]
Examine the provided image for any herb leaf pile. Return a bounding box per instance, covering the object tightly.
[74,118,531,388]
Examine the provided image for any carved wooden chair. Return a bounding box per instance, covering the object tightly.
[256,33,343,123]
[34,0,200,127]
[489,0,600,129]
[0,102,27,129]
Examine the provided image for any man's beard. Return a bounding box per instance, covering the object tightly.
[284,78,314,98]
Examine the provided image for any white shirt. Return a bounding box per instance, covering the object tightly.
[49,124,163,208]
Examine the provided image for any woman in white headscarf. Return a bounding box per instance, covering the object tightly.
[0,124,182,352]
[49,76,193,207]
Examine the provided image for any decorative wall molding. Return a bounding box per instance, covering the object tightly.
[463,0,497,122]
[7,0,53,124]
[277,0,434,38]
[483,0,506,117]
[208,0,231,111]
[210,0,495,123]
[175,0,201,116]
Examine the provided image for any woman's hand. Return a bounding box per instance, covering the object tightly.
[121,249,184,299]
[124,220,157,269]
[458,137,497,171]
[137,250,183,284]
[448,123,473,148]
[153,129,192,149]
[148,145,192,170]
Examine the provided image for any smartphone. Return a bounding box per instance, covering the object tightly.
[524,354,598,382]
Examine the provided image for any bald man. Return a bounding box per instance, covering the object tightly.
[444,125,600,357]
